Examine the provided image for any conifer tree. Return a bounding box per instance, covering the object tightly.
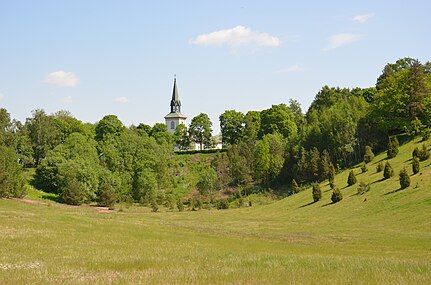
[291,179,300,193]
[383,161,394,179]
[387,137,399,158]
[364,145,375,163]
[347,170,357,186]
[412,146,420,158]
[331,188,343,203]
[399,167,410,189]
[412,157,420,174]
[312,183,321,202]
[376,162,384,172]
[419,143,430,161]
[328,162,336,184]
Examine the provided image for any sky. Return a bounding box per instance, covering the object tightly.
[0,0,430,134]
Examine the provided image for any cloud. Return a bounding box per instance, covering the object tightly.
[115,96,129,104]
[0,92,4,101]
[189,25,281,49]
[353,13,374,23]
[61,96,73,103]
[43,70,79,87]
[276,64,304,73]
[324,33,365,50]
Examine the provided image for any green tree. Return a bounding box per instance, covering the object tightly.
[243,111,261,142]
[0,146,26,198]
[219,110,245,147]
[189,113,213,150]
[347,170,357,186]
[387,136,399,158]
[308,147,320,182]
[376,162,384,172]
[357,181,371,195]
[95,114,125,141]
[331,188,343,203]
[173,123,190,150]
[266,133,286,183]
[412,157,420,175]
[383,161,394,179]
[291,179,300,193]
[150,123,173,146]
[254,136,270,184]
[312,183,322,202]
[419,143,430,161]
[196,167,219,201]
[319,149,332,181]
[260,104,297,140]
[364,145,375,163]
[399,167,410,189]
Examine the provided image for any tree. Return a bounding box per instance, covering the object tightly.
[150,123,173,146]
[259,104,297,140]
[399,167,410,189]
[243,111,261,142]
[376,162,384,172]
[383,161,394,179]
[0,146,26,198]
[331,188,343,203]
[328,162,336,184]
[308,147,320,182]
[357,181,370,195]
[347,170,357,186]
[189,113,213,150]
[419,143,430,161]
[319,149,332,181]
[95,114,125,141]
[219,110,245,147]
[312,183,322,202]
[412,157,420,174]
[291,179,300,193]
[364,146,375,163]
[173,124,190,150]
[387,136,399,158]
[254,136,270,185]
[196,167,219,201]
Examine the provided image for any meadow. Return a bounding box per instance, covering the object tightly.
[1,138,430,284]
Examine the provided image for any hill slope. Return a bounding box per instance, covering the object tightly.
[0,138,430,284]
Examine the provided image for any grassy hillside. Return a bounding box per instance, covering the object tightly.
[0,138,430,284]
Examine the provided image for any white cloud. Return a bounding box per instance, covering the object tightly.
[0,92,4,101]
[353,13,374,23]
[43,70,79,87]
[115,96,129,104]
[61,96,73,103]
[276,64,304,73]
[324,33,365,50]
[189,25,281,49]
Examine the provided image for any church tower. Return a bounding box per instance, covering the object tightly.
[164,77,186,134]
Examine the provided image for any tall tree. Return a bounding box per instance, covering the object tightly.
[219,110,245,147]
[259,104,297,140]
[173,124,190,150]
[189,113,213,150]
[95,114,125,141]
[243,111,261,142]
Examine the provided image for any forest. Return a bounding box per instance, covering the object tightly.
[1,57,430,209]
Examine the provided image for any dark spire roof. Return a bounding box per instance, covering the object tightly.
[165,77,186,119]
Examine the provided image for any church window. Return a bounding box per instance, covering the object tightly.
[171,121,175,129]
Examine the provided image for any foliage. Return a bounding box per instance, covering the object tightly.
[418,144,430,161]
[331,188,343,203]
[174,124,190,150]
[399,167,410,189]
[361,163,368,173]
[259,104,297,139]
[412,147,420,158]
[95,114,125,141]
[176,200,184,212]
[196,167,219,200]
[311,183,321,202]
[364,145,375,163]
[412,157,420,174]
[357,181,370,195]
[387,136,399,158]
[291,179,300,194]
[243,111,261,142]
[254,136,270,184]
[189,113,213,150]
[217,199,230,209]
[219,110,245,147]
[347,170,357,186]
[0,146,26,198]
[376,162,384,173]
[383,161,394,179]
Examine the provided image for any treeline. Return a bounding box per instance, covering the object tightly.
[0,57,430,208]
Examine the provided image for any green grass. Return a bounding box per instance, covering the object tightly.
[1,138,430,284]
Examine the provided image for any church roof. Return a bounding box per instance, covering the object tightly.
[164,112,187,119]
[171,78,180,106]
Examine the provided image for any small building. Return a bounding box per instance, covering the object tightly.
[164,77,186,134]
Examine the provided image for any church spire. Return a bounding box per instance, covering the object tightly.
[170,76,181,113]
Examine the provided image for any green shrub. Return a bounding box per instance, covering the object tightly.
[217,199,230,209]
[151,199,159,212]
[291,179,300,194]
[376,162,384,173]
[361,164,368,173]
[312,183,321,202]
[383,161,394,179]
[399,167,410,189]
[0,146,26,198]
[177,200,185,212]
[387,136,399,158]
[419,144,430,161]
[364,146,375,163]
[412,157,420,175]
[347,170,357,186]
[412,147,420,158]
[331,188,343,203]
[357,181,370,195]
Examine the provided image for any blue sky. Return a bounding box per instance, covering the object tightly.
[0,0,429,134]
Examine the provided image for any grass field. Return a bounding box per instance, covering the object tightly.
[1,138,430,284]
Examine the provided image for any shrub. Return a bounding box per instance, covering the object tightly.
[364,146,375,163]
[0,146,26,198]
[399,167,410,189]
[412,157,420,174]
[328,163,336,184]
[383,161,394,179]
[312,183,321,202]
[412,147,420,158]
[347,170,357,186]
[422,129,430,141]
[419,144,430,161]
[151,199,159,212]
[387,136,399,158]
[177,200,185,212]
[376,162,384,172]
[331,188,343,203]
[329,180,336,189]
[217,199,230,209]
[361,164,368,173]
[357,181,370,195]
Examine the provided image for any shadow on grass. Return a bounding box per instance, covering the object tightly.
[298,201,315,208]
[321,202,333,207]
[384,187,404,195]
[371,177,386,185]
[41,195,61,203]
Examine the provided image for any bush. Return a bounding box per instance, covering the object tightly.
[383,161,394,179]
[347,170,357,186]
[0,146,26,198]
[387,136,399,158]
[217,199,230,209]
[412,157,420,174]
[399,167,410,189]
[151,199,159,212]
[412,147,420,158]
[422,129,430,141]
[177,200,185,212]
[364,146,375,163]
[331,188,343,203]
[361,164,368,173]
[376,162,384,173]
[312,183,321,202]
[328,163,336,184]
[357,181,370,195]
[418,144,430,161]
[291,179,300,194]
